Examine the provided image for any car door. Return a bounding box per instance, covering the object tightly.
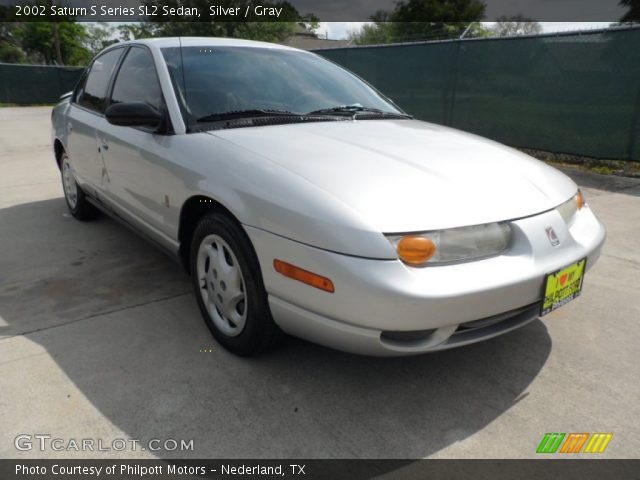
[97,46,175,237]
[65,48,123,192]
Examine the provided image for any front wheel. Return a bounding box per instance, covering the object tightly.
[190,212,280,356]
[60,153,99,221]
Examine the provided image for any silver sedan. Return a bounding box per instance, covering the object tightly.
[51,37,606,356]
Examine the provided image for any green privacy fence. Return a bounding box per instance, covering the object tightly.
[2,28,639,160]
[0,63,83,105]
[316,27,640,162]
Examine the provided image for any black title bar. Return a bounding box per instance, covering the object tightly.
[0,0,633,22]
[1,459,639,480]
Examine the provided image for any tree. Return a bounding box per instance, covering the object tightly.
[460,22,492,38]
[118,21,298,43]
[234,22,297,42]
[120,0,310,43]
[85,23,119,56]
[16,22,92,65]
[619,0,640,22]
[389,0,486,40]
[0,42,25,63]
[117,23,159,41]
[0,1,92,65]
[351,23,394,45]
[492,15,542,36]
[350,0,487,45]
[0,8,27,63]
[0,0,318,66]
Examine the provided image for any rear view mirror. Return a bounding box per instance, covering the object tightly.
[105,102,162,128]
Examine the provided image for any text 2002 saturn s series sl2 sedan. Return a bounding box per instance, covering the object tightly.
[52,37,606,356]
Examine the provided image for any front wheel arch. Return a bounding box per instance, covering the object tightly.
[190,211,281,355]
[178,195,245,275]
[53,138,65,170]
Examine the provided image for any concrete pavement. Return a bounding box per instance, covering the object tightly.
[0,107,639,459]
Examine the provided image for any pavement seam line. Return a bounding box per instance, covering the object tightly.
[601,253,640,269]
[0,291,191,341]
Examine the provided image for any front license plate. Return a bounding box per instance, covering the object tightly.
[541,258,587,316]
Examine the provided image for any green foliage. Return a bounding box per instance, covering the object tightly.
[464,22,492,38]
[1,0,315,65]
[620,0,640,22]
[353,22,394,45]
[1,7,23,63]
[591,165,614,175]
[85,23,119,56]
[0,1,92,65]
[390,0,486,40]
[122,0,306,42]
[0,13,26,63]
[492,15,542,36]
[391,0,485,22]
[0,40,26,63]
[131,20,297,43]
[353,0,486,45]
[234,22,297,42]
[117,23,159,41]
[16,22,92,65]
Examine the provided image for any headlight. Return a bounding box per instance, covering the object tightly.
[557,190,585,226]
[387,222,512,267]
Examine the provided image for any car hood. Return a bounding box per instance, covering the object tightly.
[208,119,576,233]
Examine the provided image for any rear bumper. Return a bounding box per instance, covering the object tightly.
[246,204,605,356]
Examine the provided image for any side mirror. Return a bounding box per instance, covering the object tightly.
[105,102,162,128]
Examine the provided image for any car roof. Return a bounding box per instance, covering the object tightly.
[119,37,300,51]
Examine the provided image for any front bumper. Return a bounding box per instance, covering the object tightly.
[245,205,606,356]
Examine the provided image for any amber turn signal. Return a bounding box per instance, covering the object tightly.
[397,236,437,266]
[274,260,335,293]
[576,190,585,210]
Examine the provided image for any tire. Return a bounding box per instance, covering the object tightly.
[60,152,99,221]
[190,212,280,356]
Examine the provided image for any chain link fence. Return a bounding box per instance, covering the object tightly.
[0,63,83,105]
[316,27,640,162]
[2,28,639,161]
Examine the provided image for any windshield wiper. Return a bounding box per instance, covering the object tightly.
[197,109,301,123]
[196,107,411,124]
[306,105,413,119]
[191,108,349,132]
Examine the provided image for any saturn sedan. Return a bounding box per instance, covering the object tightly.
[51,37,606,356]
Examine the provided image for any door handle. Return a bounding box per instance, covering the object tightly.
[98,144,109,153]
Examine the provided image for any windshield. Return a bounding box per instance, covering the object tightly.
[161,46,404,128]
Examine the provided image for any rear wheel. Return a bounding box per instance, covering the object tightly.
[190,212,280,356]
[61,153,99,221]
